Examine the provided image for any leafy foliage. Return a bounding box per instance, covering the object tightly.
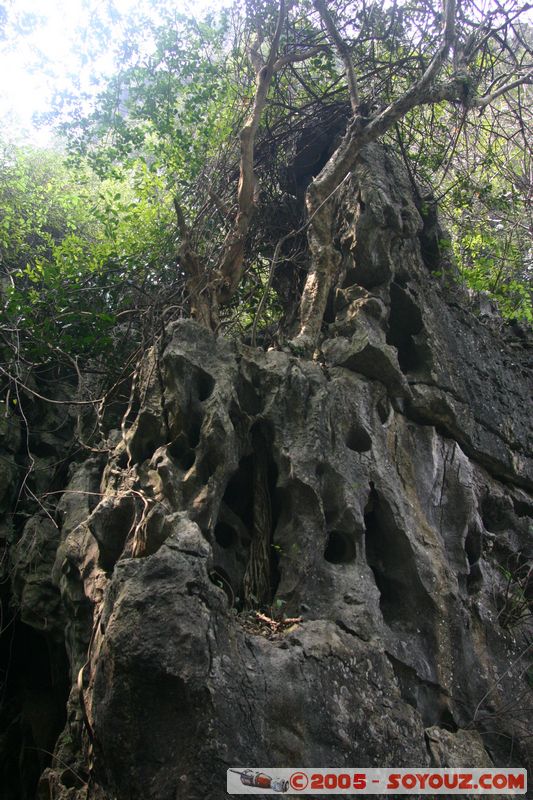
[394,82,532,321]
[0,137,178,374]
[60,9,239,192]
[1,0,531,408]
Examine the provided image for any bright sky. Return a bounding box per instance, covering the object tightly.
[0,0,225,147]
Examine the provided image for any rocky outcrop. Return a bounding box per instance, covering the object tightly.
[2,144,532,799]
[0,385,77,800]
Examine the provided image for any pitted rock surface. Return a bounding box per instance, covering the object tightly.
[2,144,532,800]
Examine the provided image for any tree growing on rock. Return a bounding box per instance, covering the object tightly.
[1,5,532,798]
[2,0,531,384]
[141,0,532,348]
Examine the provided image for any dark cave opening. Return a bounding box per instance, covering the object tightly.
[345,424,372,453]
[210,424,281,608]
[168,433,196,471]
[0,603,69,800]
[91,495,136,573]
[364,486,435,633]
[214,521,237,549]
[386,282,431,374]
[324,530,357,564]
[480,495,512,533]
[209,452,253,607]
[195,370,215,403]
[221,453,255,533]
[185,413,203,450]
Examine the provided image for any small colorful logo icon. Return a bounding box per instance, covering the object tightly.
[229,769,290,793]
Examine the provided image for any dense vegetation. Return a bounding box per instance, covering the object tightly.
[1,0,531,419]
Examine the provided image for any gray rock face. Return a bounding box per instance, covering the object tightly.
[4,144,532,800]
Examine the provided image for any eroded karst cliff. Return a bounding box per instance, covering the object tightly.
[1,144,532,799]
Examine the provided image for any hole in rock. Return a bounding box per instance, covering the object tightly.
[376,395,391,424]
[249,423,281,603]
[167,437,196,471]
[214,424,281,606]
[186,414,203,449]
[318,464,348,529]
[236,375,262,415]
[60,767,87,789]
[126,414,164,464]
[315,462,327,478]
[0,614,70,800]
[386,282,429,374]
[480,495,512,532]
[91,497,135,572]
[465,527,482,566]
[168,357,214,406]
[210,510,249,609]
[116,448,129,469]
[179,450,195,471]
[513,498,533,518]
[346,424,372,453]
[325,530,356,564]
[364,486,435,631]
[394,274,408,289]
[222,454,254,531]
[323,287,337,324]
[341,268,359,289]
[214,522,237,549]
[196,370,215,402]
[439,707,458,732]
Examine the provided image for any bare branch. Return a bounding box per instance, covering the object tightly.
[314,0,359,112]
[173,196,188,239]
[312,0,459,202]
[473,70,533,108]
[415,0,457,90]
[273,46,323,71]
[174,197,213,327]
[248,31,265,73]
[217,0,287,303]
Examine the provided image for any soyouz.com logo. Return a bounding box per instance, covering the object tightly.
[227,768,527,794]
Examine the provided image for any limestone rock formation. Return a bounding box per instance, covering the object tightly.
[2,144,532,799]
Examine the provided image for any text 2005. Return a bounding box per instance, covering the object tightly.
[309,774,367,790]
